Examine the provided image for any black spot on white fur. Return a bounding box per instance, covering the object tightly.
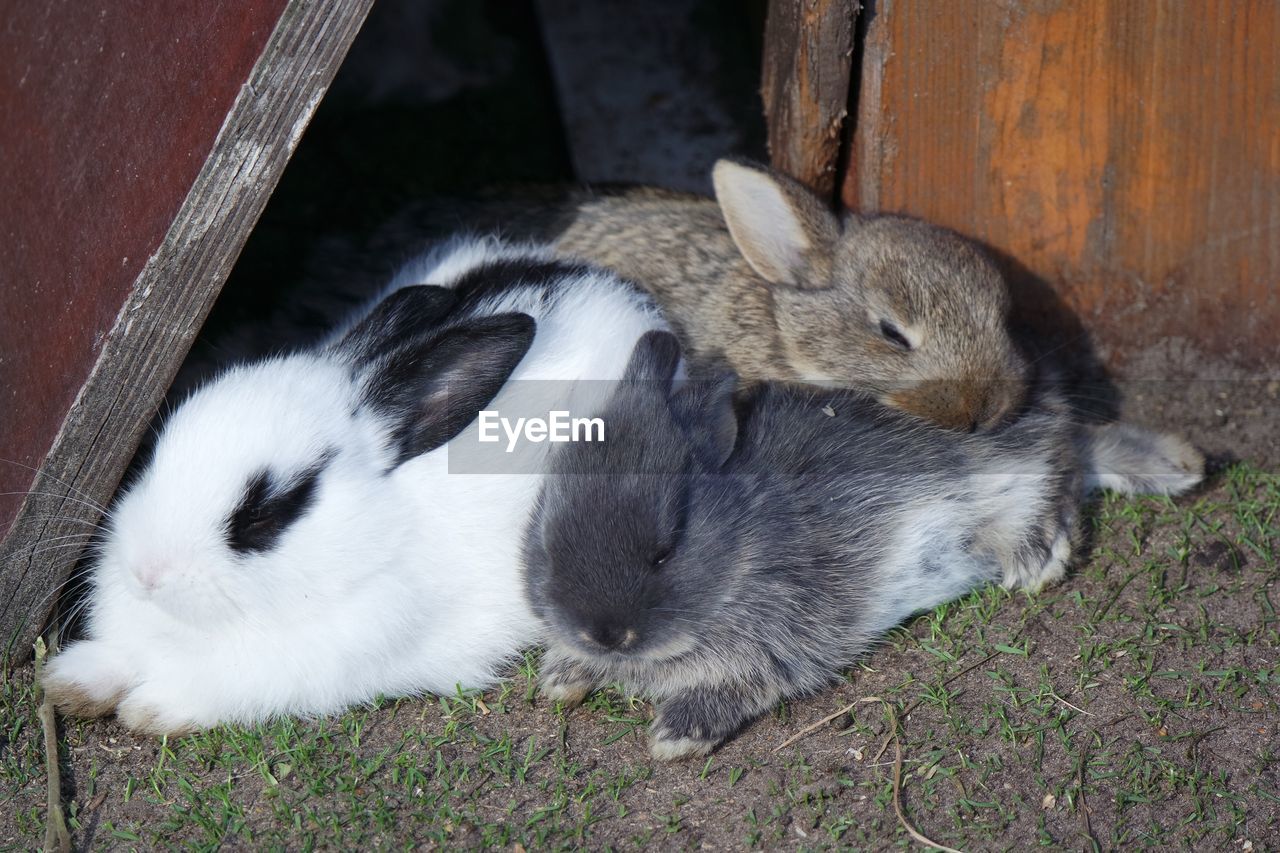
[226,453,333,554]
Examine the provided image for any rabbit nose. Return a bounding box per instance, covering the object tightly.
[952,380,1015,433]
[588,622,638,651]
[132,561,165,592]
[886,379,986,432]
[974,379,1024,432]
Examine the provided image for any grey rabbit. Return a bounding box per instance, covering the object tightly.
[523,332,1203,760]
[370,158,1031,431]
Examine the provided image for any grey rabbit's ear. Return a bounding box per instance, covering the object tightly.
[361,312,536,467]
[333,285,459,366]
[670,374,739,471]
[712,159,840,290]
[622,330,682,387]
[622,331,737,469]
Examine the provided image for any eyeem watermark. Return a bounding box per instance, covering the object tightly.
[478,410,605,453]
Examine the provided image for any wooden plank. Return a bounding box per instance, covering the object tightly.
[0,0,375,657]
[761,0,858,199]
[846,0,1280,371]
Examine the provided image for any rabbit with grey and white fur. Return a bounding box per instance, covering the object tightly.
[523,331,1204,760]
[43,237,667,735]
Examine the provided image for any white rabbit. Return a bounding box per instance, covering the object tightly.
[43,236,668,735]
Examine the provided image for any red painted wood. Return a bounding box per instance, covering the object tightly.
[0,0,290,538]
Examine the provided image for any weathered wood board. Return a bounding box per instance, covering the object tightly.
[846,0,1280,372]
[761,0,859,201]
[0,0,374,656]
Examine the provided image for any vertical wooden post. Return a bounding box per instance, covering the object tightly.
[760,0,860,200]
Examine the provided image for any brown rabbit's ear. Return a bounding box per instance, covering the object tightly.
[712,159,839,289]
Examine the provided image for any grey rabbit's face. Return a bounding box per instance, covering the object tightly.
[714,160,1029,432]
[524,332,736,664]
[526,473,713,665]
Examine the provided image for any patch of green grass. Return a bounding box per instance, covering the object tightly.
[0,659,42,796]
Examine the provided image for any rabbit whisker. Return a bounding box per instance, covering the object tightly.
[8,536,101,566]
[0,490,109,516]
[1025,329,1094,367]
[27,561,98,617]
[24,515,105,530]
[27,540,97,559]
[646,606,705,618]
[0,457,106,507]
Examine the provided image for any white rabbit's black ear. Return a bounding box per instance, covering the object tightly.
[713,158,839,290]
[671,373,739,471]
[622,330,682,386]
[334,285,459,366]
[362,312,536,467]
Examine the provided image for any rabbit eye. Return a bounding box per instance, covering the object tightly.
[879,319,912,351]
[226,456,330,554]
[651,546,673,569]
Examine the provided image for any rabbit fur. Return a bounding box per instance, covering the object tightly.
[523,332,1204,760]
[42,237,667,735]
[377,160,1031,431]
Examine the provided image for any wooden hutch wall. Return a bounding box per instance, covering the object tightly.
[840,0,1279,372]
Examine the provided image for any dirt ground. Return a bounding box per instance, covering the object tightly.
[1122,384,1277,477]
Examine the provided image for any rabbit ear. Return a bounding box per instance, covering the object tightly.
[713,159,839,289]
[362,312,536,467]
[334,285,459,366]
[620,332,737,469]
[671,374,740,471]
[622,330,682,386]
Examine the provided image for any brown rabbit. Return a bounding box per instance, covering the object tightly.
[550,159,1030,431]
[292,159,1030,431]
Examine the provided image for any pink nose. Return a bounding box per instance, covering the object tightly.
[132,561,165,592]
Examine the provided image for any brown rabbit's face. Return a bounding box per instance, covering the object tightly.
[774,217,1030,432]
[713,159,1029,432]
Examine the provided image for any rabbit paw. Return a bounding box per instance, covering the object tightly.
[41,641,131,719]
[648,721,719,761]
[115,685,202,737]
[1002,523,1073,592]
[538,652,598,707]
[647,693,740,761]
[1001,496,1081,593]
